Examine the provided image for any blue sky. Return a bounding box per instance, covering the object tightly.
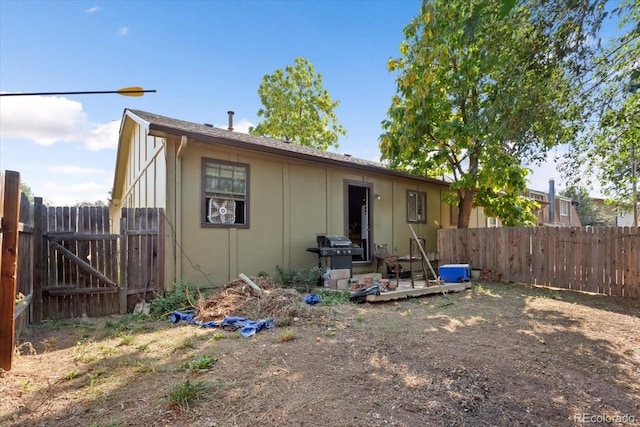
[0,0,617,204]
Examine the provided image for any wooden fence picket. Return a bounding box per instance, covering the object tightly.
[437,226,639,299]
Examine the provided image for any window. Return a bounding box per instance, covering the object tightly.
[560,199,569,216]
[487,217,500,228]
[407,190,426,223]
[202,158,249,227]
[528,191,545,202]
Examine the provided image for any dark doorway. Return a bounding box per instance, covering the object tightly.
[345,182,372,262]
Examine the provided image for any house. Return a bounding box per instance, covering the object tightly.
[110,109,454,287]
[615,206,636,227]
[456,181,581,228]
[526,183,581,226]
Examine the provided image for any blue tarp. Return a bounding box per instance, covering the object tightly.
[304,294,321,305]
[170,311,275,338]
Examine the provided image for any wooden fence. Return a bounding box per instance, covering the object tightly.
[1,171,30,370]
[1,169,166,370]
[437,226,639,299]
[39,204,165,318]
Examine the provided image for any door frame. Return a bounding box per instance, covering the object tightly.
[343,180,374,264]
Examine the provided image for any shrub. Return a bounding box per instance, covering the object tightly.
[149,280,201,318]
[315,289,350,305]
[275,266,322,293]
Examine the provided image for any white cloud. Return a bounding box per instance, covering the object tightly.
[85,120,120,150]
[42,181,111,205]
[0,95,85,145]
[215,118,254,134]
[47,165,111,175]
[0,95,119,150]
[85,6,100,13]
[118,27,129,36]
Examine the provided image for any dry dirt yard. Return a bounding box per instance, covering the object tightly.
[1,281,639,427]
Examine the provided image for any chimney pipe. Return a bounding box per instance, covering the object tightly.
[548,179,555,224]
[227,111,234,131]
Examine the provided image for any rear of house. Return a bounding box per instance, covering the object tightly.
[110,109,454,287]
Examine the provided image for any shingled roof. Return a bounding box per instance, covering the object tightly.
[126,109,449,186]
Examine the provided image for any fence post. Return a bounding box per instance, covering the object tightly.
[1,171,21,371]
[119,217,128,314]
[32,197,44,324]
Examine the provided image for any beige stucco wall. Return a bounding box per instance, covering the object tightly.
[161,136,450,287]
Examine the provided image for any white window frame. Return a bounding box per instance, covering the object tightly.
[560,199,570,217]
[407,190,427,223]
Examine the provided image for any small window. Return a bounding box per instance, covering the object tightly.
[202,158,249,227]
[407,190,426,223]
[487,217,500,228]
[529,191,545,202]
[560,200,569,216]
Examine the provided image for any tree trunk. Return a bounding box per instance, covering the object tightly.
[457,191,475,228]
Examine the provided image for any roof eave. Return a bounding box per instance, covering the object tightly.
[147,123,450,187]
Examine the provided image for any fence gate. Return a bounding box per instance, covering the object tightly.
[39,206,164,319]
[41,206,119,318]
[119,208,165,314]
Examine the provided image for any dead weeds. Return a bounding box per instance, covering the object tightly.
[195,276,325,323]
[1,281,638,427]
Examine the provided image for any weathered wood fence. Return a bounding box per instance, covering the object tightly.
[437,227,639,299]
[39,204,165,318]
[1,170,165,370]
[1,171,31,370]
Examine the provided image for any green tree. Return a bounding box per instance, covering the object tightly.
[560,185,610,226]
[562,0,639,224]
[249,57,346,150]
[380,0,604,228]
[75,200,107,207]
[20,183,34,202]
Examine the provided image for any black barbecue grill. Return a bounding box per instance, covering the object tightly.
[307,235,365,272]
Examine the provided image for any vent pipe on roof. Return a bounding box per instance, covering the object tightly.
[204,123,213,128]
[227,111,234,131]
[549,179,556,223]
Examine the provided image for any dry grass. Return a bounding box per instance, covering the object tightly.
[1,282,638,427]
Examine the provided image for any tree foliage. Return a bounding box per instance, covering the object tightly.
[562,0,639,208]
[20,183,34,202]
[380,0,601,228]
[560,185,611,226]
[249,57,346,150]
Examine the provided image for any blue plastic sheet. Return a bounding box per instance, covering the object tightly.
[304,294,321,305]
[170,311,275,338]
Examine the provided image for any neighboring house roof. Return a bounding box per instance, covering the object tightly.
[120,109,450,187]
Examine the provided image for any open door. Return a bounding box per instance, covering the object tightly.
[345,182,373,262]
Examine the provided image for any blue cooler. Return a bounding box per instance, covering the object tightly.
[439,264,470,283]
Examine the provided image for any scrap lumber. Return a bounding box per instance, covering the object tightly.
[408,224,441,284]
[365,282,469,302]
[239,273,264,297]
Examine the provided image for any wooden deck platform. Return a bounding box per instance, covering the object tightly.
[365,281,471,302]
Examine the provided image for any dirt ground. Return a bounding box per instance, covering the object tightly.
[1,281,639,427]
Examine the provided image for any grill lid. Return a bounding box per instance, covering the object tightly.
[317,235,352,248]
